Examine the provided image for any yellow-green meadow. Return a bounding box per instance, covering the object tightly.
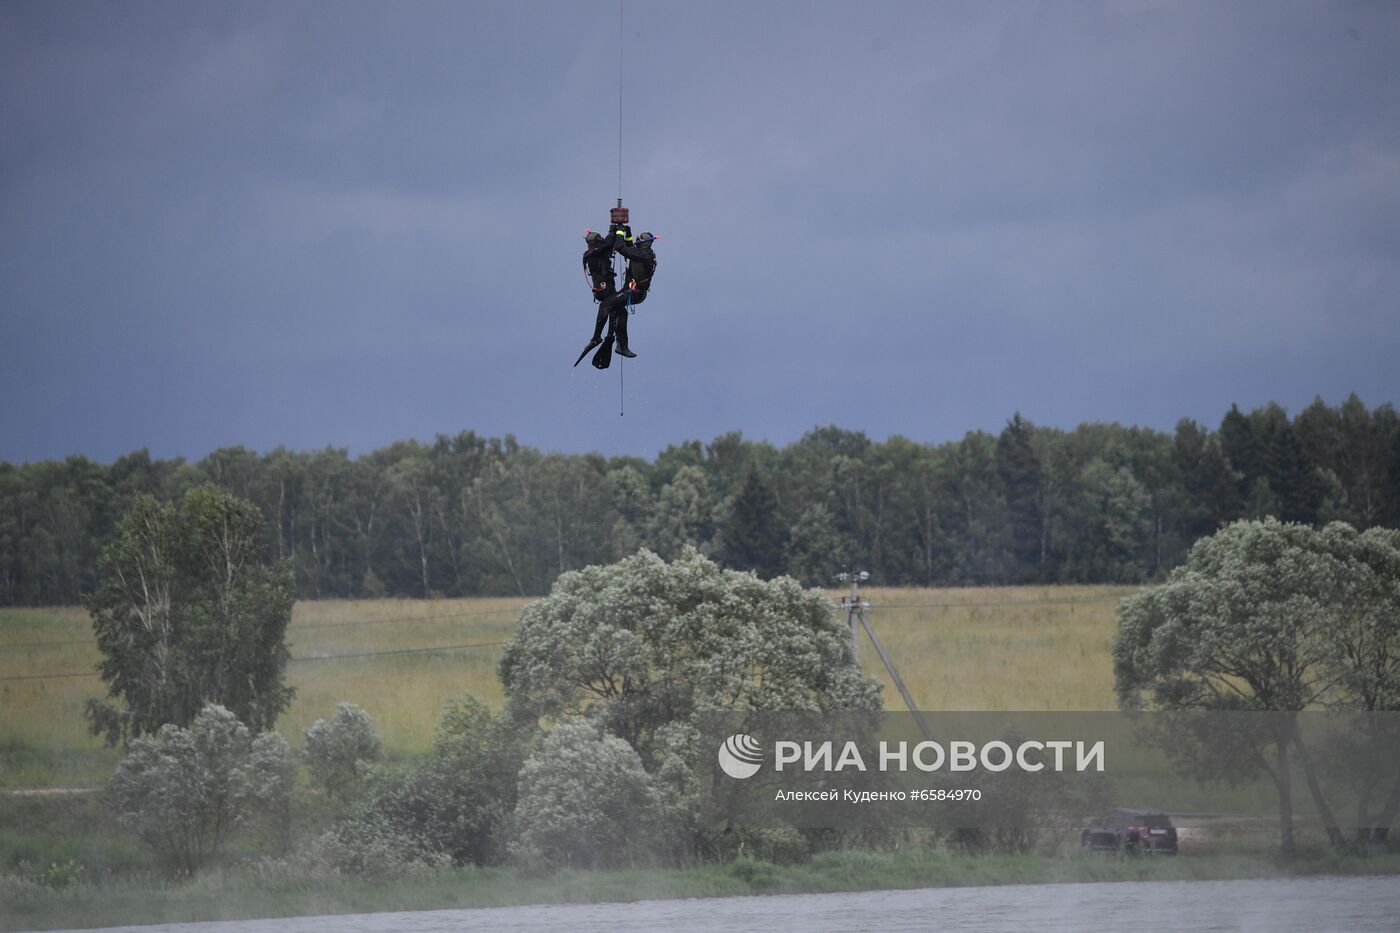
[0,585,1137,784]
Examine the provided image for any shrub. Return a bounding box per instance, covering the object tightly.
[728,854,780,889]
[509,719,661,872]
[303,702,383,806]
[308,816,451,880]
[713,827,808,866]
[300,693,526,875]
[108,705,295,875]
[368,693,525,866]
[246,731,298,854]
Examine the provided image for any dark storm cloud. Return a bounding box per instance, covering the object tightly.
[2,0,1397,463]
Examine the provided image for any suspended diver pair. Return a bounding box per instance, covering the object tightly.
[572,212,658,369]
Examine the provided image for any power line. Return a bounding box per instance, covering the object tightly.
[0,641,508,683]
[295,606,525,631]
[0,670,96,683]
[289,641,505,663]
[1,605,530,651]
[2,637,94,650]
[871,594,1136,612]
[0,595,1131,651]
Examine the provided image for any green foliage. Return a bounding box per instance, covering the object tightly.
[1114,519,1400,712]
[1174,421,1242,536]
[84,486,295,745]
[1320,524,1400,712]
[784,503,847,586]
[303,702,383,806]
[246,730,298,855]
[497,550,881,867]
[368,693,525,866]
[108,705,295,875]
[359,569,387,598]
[647,465,715,560]
[1070,461,1151,583]
[719,466,785,579]
[311,815,451,880]
[1113,519,1400,851]
[997,413,1044,581]
[304,693,526,874]
[36,858,84,888]
[939,431,1010,582]
[606,465,653,560]
[713,827,809,866]
[498,548,881,756]
[508,719,662,871]
[726,854,780,888]
[4,398,1399,606]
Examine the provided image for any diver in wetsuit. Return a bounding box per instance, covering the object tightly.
[574,226,629,367]
[595,230,657,360]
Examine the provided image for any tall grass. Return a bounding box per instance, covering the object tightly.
[852,585,1137,711]
[0,599,528,782]
[0,585,1138,786]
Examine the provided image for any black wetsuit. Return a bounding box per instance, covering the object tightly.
[598,236,657,352]
[583,235,617,342]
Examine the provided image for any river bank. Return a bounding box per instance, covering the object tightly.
[5,849,1400,932]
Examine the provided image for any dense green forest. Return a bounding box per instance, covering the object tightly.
[2,395,1397,606]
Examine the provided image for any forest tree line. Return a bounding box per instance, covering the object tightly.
[3,394,1398,606]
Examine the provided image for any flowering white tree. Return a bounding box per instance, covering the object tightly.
[109,704,294,874]
[498,547,881,757]
[1114,520,1400,852]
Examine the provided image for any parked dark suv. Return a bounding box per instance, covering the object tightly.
[1081,808,1178,855]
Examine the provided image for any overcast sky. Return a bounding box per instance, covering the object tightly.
[2,0,1397,464]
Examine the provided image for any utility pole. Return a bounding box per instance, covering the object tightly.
[837,570,867,664]
[839,570,935,743]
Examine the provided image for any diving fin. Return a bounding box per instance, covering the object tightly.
[573,337,602,368]
[591,335,615,370]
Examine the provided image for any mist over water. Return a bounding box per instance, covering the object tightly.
[54,876,1400,933]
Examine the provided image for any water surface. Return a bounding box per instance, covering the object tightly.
[54,875,1400,933]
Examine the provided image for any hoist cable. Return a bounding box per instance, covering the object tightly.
[617,0,625,415]
[617,0,625,203]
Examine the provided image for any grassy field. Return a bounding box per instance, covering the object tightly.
[0,586,1137,787]
[5,586,1398,930]
[848,585,1137,710]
